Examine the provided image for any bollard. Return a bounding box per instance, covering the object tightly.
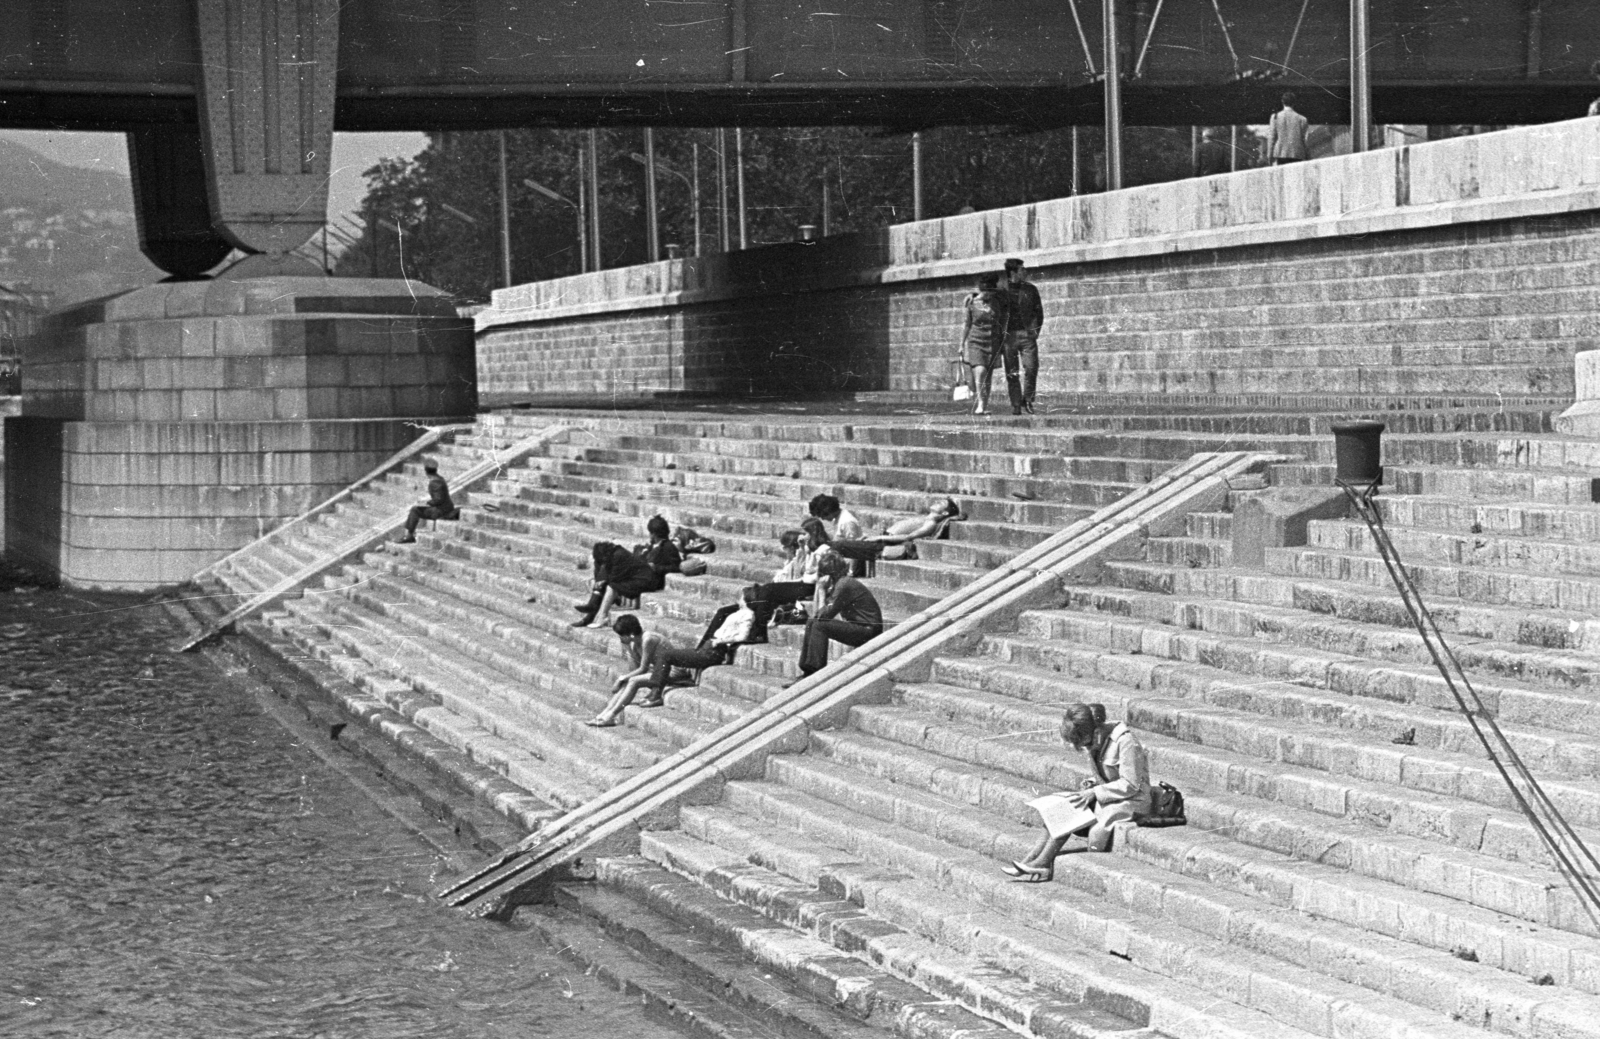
[1330,420,1384,487]
[797,224,817,242]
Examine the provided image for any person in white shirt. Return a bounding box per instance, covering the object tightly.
[743,519,837,641]
[1266,91,1310,164]
[808,493,861,540]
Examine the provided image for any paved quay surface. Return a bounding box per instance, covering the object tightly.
[0,565,687,1039]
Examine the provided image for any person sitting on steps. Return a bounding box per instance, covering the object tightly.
[743,518,837,642]
[830,497,963,564]
[398,460,460,544]
[794,553,883,681]
[808,493,862,541]
[572,516,680,628]
[587,605,748,726]
[1003,702,1151,881]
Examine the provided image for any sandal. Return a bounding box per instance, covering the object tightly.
[585,716,620,727]
[634,695,664,709]
[1012,862,1052,883]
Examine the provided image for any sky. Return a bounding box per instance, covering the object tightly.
[0,128,427,222]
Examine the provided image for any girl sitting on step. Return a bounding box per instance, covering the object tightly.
[586,607,748,727]
[742,518,838,642]
[1004,703,1151,880]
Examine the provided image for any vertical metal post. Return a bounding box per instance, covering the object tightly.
[822,170,831,237]
[1191,125,1201,177]
[1102,0,1124,191]
[643,127,660,262]
[912,131,924,221]
[576,144,589,273]
[717,128,730,252]
[735,127,748,249]
[691,142,702,257]
[587,129,602,269]
[1526,1,1543,78]
[1230,125,1240,171]
[498,130,513,286]
[1071,127,1082,196]
[321,224,328,272]
[1350,0,1372,152]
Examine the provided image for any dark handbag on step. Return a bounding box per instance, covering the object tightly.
[1139,782,1187,827]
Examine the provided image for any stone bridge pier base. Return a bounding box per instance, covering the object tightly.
[4,278,476,590]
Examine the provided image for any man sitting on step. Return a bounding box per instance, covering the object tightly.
[398,460,460,544]
[794,553,883,681]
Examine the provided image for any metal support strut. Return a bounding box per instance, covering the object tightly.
[1338,479,1600,930]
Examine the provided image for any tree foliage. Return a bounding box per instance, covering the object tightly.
[337,125,1218,300]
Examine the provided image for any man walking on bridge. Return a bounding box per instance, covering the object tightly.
[1003,258,1044,416]
[1266,92,1310,165]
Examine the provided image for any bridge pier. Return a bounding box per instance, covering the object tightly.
[4,278,475,589]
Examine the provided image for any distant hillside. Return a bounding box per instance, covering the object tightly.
[0,137,162,306]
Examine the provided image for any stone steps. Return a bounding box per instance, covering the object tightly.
[1306,517,1600,578]
[1099,560,1600,657]
[1269,542,1600,612]
[806,725,1600,993]
[663,785,1507,1039]
[1377,494,1600,543]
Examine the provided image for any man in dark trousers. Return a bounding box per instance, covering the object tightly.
[796,554,883,679]
[1002,257,1044,415]
[398,460,459,543]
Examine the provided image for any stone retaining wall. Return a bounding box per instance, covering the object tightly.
[476,119,1600,406]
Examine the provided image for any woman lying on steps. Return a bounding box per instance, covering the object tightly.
[1004,702,1152,881]
[828,497,963,564]
[586,605,750,727]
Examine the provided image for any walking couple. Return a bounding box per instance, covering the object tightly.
[961,257,1044,417]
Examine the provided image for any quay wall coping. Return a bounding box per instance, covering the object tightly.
[477,118,1600,332]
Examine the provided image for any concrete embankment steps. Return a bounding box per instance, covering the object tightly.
[180,406,1600,1039]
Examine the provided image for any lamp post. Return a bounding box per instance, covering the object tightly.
[912,131,924,221]
[523,177,585,275]
[1350,0,1372,152]
[1103,0,1124,191]
[497,130,513,286]
[642,128,660,261]
[628,149,697,259]
[716,128,730,252]
[586,129,602,270]
[735,127,748,250]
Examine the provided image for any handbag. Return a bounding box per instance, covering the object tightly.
[1140,782,1187,827]
[678,556,708,577]
[950,358,973,402]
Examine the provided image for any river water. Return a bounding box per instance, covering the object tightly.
[0,583,678,1038]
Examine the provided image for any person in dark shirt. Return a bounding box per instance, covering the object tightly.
[398,460,460,543]
[572,516,681,628]
[1002,257,1045,415]
[796,554,884,679]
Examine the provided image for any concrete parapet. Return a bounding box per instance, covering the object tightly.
[6,278,477,589]
[476,119,1600,407]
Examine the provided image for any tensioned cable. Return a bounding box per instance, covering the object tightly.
[1340,480,1600,932]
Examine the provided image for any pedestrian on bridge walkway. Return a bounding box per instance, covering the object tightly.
[1266,92,1310,165]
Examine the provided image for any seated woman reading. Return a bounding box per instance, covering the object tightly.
[586,605,748,727]
[1004,702,1151,881]
[572,515,682,629]
[829,497,962,564]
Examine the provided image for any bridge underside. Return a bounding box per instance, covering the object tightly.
[1,0,1595,132]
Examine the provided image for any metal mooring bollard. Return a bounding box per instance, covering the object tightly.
[1330,420,1385,488]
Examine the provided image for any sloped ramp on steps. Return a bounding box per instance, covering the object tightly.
[440,450,1285,915]
[176,421,569,653]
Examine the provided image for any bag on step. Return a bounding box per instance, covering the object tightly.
[1139,782,1187,827]
[678,556,708,577]
[674,527,717,555]
[712,605,756,646]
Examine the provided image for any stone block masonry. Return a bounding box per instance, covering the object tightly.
[6,277,478,590]
[475,118,1600,410]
